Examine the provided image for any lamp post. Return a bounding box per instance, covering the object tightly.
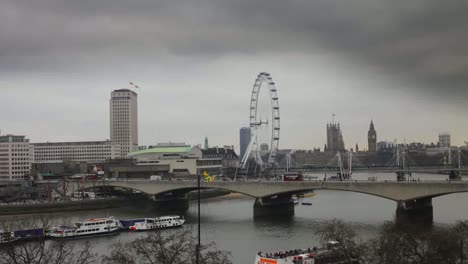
[196,173,201,264]
[459,222,467,264]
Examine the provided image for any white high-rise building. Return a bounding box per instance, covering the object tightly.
[110,89,138,156]
[0,134,32,180]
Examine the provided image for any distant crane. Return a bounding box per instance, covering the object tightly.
[129,82,140,89]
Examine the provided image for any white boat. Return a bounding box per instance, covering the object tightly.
[129,215,185,231]
[46,216,122,239]
[255,241,352,264]
[0,230,17,244]
[292,195,299,205]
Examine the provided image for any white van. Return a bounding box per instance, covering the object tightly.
[149,175,162,181]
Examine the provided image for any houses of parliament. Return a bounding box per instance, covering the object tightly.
[324,120,377,153]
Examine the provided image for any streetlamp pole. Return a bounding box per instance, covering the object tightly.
[196,173,201,264]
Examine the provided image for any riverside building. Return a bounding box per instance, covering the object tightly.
[128,143,201,176]
[31,141,121,164]
[110,89,138,156]
[0,134,32,180]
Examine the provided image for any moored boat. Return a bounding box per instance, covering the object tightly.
[14,228,45,241]
[292,195,299,205]
[255,241,356,264]
[46,216,122,239]
[128,215,185,231]
[298,192,316,198]
[0,230,17,244]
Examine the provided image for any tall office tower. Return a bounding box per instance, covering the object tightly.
[110,89,138,156]
[0,134,32,180]
[326,122,345,153]
[368,120,377,152]
[239,127,251,160]
[439,133,451,148]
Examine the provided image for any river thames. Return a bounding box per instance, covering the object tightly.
[2,173,468,264]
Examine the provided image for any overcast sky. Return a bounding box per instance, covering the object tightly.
[1,0,467,151]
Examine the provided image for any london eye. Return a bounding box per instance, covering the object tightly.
[240,72,280,169]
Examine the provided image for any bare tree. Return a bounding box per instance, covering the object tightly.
[317,219,365,263]
[102,229,232,264]
[367,222,461,264]
[0,239,98,264]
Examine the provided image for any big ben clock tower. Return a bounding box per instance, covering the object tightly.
[368,120,377,152]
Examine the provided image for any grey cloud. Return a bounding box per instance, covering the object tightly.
[1,0,468,99]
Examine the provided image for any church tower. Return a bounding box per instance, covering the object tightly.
[368,120,377,152]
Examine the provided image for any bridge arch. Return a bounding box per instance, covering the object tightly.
[406,190,468,202]
[151,187,257,199]
[257,188,399,201]
[71,184,258,199]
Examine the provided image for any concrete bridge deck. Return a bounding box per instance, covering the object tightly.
[64,179,468,224]
[69,179,468,202]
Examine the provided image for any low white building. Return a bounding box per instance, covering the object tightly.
[0,135,32,180]
[32,141,122,164]
[128,144,202,175]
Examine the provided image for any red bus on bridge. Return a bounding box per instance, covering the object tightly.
[282,173,304,181]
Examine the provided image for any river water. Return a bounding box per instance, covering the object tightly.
[2,173,468,264]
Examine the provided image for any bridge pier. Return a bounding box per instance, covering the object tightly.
[396,198,433,226]
[153,192,190,212]
[253,195,295,218]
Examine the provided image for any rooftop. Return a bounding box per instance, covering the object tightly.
[128,146,193,156]
[112,89,137,96]
[32,141,115,146]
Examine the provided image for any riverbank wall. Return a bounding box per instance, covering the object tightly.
[0,190,235,216]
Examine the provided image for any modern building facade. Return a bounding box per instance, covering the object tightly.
[110,89,138,156]
[0,135,32,180]
[128,144,202,176]
[438,133,451,148]
[31,141,121,164]
[325,123,345,153]
[239,127,251,160]
[368,120,377,153]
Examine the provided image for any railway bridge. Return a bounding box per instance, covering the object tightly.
[67,180,468,224]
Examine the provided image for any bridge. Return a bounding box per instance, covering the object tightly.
[270,165,468,174]
[68,179,468,224]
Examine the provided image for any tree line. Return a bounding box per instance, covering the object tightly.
[317,219,468,264]
[2,217,468,264]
